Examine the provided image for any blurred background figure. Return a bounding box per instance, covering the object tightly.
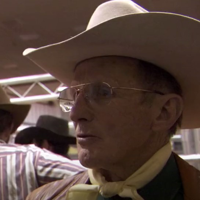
[0,86,30,143]
[0,86,84,200]
[15,115,76,158]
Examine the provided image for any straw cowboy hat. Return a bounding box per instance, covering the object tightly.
[23,0,200,129]
[0,86,30,133]
[16,115,76,145]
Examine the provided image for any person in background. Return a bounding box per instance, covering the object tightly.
[0,86,30,144]
[15,115,76,158]
[24,0,200,199]
[0,86,84,200]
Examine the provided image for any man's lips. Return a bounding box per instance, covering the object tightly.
[76,133,99,145]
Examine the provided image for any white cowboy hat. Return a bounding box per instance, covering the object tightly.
[0,86,30,133]
[23,0,200,129]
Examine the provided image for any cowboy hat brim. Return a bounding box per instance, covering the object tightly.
[0,104,31,133]
[16,126,76,145]
[23,12,200,129]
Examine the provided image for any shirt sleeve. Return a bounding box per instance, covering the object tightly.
[0,144,85,200]
[33,147,85,186]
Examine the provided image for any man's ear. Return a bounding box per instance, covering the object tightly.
[42,139,53,151]
[151,94,183,132]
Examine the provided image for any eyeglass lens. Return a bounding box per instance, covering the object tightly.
[59,82,113,112]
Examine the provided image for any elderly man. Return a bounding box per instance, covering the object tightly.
[0,86,84,200]
[24,0,200,199]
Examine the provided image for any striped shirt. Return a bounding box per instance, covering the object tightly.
[0,143,84,200]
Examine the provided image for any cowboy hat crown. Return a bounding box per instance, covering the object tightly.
[86,0,148,30]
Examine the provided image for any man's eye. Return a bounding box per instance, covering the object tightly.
[98,86,111,98]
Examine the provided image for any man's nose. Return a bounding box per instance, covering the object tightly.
[70,91,93,123]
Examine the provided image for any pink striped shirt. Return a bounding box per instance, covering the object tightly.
[0,143,84,200]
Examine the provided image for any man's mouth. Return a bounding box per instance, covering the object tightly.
[76,134,99,145]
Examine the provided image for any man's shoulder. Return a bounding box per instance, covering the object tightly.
[0,143,42,154]
[0,143,69,155]
[26,170,88,200]
[174,153,200,200]
[174,153,200,175]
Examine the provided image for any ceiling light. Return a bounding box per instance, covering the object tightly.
[0,74,55,85]
[10,94,59,104]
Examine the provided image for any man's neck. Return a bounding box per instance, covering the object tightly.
[98,142,171,182]
[99,154,153,182]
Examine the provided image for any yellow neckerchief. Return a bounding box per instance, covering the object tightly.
[67,143,171,200]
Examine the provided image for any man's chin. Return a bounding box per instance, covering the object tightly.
[78,149,99,168]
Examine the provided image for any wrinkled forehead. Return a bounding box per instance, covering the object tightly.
[72,56,140,85]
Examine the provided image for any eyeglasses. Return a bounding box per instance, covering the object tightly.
[58,82,164,112]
